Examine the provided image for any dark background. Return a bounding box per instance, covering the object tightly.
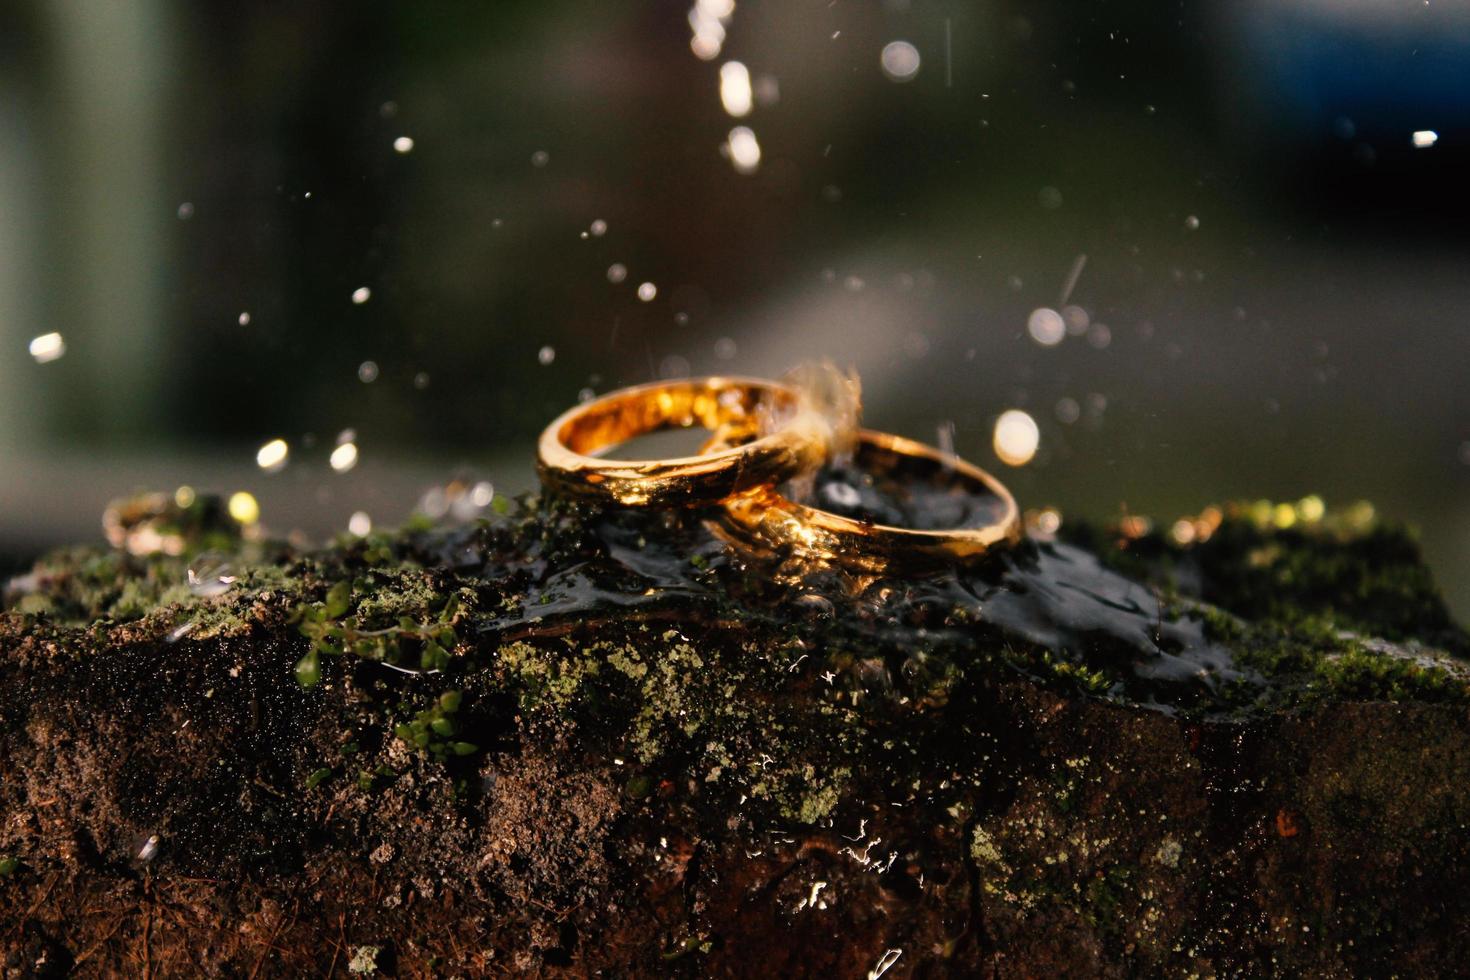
[2,0,1467,616]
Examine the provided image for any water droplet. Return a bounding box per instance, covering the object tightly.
[27,332,65,364]
[719,61,753,117]
[413,371,431,390]
[1412,130,1438,149]
[177,202,195,220]
[228,491,260,526]
[1184,215,1200,231]
[1054,397,1080,424]
[348,511,372,536]
[714,337,737,360]
[187,558,238,598]
[1027,308,1065,347]
[822,482,862,509]
[880,41,921,82]
[351,286,372,305]
[329,442,359,473]
[358,360,379,383]
[531,150,550,167]
[471,481,494,507]
[1086,322,1112,349]
[1062,305,1090,335]
[393,136,415,154]
[255,438,289,473]
[725,126,761,174]
[993,410,1039,466]
[659,355,691,379]
[590,219,608,237]
[637,282,658,302]
[607,263,628,284]
[538,345,556,366]
[237,311,251,326]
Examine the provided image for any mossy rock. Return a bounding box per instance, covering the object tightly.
[0,494,1466,977]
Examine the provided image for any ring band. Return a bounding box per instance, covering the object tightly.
[537,376,830,507]
[714,429,1022,571]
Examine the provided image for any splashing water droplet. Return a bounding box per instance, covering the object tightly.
[993,410,1039,466]
[393,136,415,154]
[719,61,753,117]
[725,126,761,174]
[329,442,359,473]
[880,41,921,82]
[28,332,65,364]
[1027,308,1065,347]
[228,491,260,526]
[255,439,289,473]
[351,287,371,305]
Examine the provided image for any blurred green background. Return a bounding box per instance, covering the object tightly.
[1,0,1467,616]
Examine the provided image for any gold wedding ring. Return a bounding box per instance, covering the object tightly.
[713,429,1022,572]
[537,376,830,507]
[536,373,1022,569]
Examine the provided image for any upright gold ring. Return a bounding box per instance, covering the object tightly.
[537,376,830,507]
[714,429,1022,572]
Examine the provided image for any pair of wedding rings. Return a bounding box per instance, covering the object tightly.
[536,375,1021,572]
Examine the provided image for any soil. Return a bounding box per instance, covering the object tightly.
[1,492,1467,977]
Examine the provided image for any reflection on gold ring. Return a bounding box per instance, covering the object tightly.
[536,376,830,508]
[713,429,1022,572]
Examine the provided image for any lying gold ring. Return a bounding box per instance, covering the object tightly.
[714,429,1022,571]
[537,376,830,507]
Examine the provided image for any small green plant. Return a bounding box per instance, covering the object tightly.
[292,585,466,688]
[394,690,479,759]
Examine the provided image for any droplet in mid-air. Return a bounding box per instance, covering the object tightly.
[256,439,289,473]
[329,442,359,473]
[607,263,628,284]
[538,345,556,366]
[393,136,415,154]
[880,41,921,82]
[351,287,372,305]
[725,126,761,174]
[993,410,1040,467]
[720,61,753,117]
[1027,308,1065,347]
[228,491,260,526]
[637,282,658,302]
[28,332,66,364]
[348,511,372,537]
[358,360,379,383]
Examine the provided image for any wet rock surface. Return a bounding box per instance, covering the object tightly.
[1,494,1467,977]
